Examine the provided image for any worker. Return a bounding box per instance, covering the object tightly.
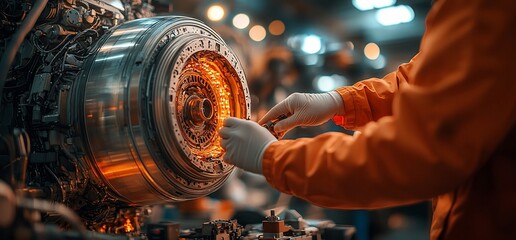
[220,0,516,239]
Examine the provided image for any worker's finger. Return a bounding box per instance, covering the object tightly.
[258,101,290,125]
[220,138,230,149]
[223,151,233,164]
[219,127,232,139]
[353,130,362,138]
[273,115,298,133]
[223,117,240,127]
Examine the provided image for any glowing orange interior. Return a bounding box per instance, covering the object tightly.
[176,51,247,163]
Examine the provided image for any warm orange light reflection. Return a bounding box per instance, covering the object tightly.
[124,218,134,233]
[99,224,107,233]
[177,51,246,163]
[269,20,285,36]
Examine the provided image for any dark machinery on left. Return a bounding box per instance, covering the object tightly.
[0,0,252,237]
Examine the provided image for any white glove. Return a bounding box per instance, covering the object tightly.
[219,117,277,174]
[258,91,344,134]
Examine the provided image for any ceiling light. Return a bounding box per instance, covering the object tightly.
[376,5,415,26]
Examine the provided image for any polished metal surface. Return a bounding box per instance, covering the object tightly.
[73,16,250,204]
[103,0,124,11]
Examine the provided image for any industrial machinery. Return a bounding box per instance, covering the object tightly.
[0,0,250,232]
[171,210,355,240]
[0,1,356,239]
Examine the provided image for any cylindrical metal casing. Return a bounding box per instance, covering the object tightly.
[71,16,250,204]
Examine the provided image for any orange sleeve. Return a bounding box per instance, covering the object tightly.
[262,0,516,209]
[334,55,418,130]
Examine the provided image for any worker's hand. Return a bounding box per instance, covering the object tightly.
[258,91,344,134]
[219,117,277,174]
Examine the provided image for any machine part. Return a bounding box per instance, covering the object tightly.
[179,219,243,240]
[13,128,29,188]
[16,196,87,239]
[258,210,323,240]
[277,209,308,230]
[1,197,354,240]
[0,0,49,102]
[62,8,83,27]
[0,0,249,230]
[262,114,289,139]
[262,210,291,239]
[73,16,250,205]
[96,207,151,234]
[104,0,125,11]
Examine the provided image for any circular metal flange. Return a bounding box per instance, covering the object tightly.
[74,16,250,204]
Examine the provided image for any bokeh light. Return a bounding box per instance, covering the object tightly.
[268,20,285,36]
[346,41,355,51]
[376,5,415,26]
[370,54,386,69]
[353,0,397,11]
[249,25,266,42]
[207,4,225,22]
[301,35,322,54]
[316,76,336,92]
[232,13,250,29]
[314,74,347,92]
[364,42,380,60]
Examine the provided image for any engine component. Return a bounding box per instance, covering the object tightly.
[74,16,250,205]
[0,193,356,240]
[180,220,244,240]
[262,114,289,139]
[0,0,250,229]
[262,210,292,239]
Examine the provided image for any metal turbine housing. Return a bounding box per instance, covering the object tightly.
[72,16,250,204]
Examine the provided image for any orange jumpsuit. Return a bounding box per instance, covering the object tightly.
[261,0,516,239]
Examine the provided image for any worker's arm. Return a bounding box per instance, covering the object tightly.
[262,0,516,209]
[257,57,418,134]
[257,55,417,134]
[334,54,417,130]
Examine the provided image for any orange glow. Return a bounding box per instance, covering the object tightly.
[177,52,246,162]
[268,20,285,36]
[198,60,230,157]
[124,218,134,233]
[99,224,107,233]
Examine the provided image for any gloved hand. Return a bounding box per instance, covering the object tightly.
[219,117,277,174]
[258,91,344,134]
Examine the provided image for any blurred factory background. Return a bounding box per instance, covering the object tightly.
[151,1,432,240]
